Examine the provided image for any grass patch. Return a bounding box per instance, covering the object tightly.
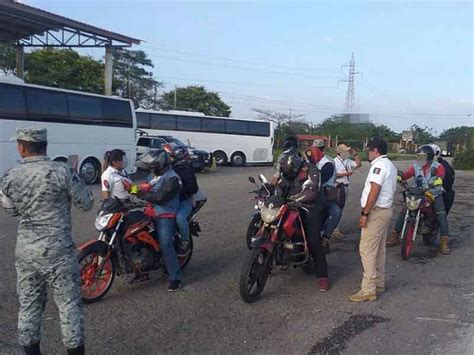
[453,149,474,170]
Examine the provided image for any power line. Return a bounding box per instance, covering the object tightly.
[140,44,338,74]
[147,53,343,80]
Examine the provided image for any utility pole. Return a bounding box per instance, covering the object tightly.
[174,86,177,109]
[289,107,292,119]
[339,53,363,113]
[153,82,158,109]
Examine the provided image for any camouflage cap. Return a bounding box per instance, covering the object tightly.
[12,126,47,142]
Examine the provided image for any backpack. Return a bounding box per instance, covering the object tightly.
[438,158,455,191]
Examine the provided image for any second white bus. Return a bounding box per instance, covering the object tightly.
[136,109,274,166]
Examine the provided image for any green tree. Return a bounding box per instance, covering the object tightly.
[410,124,435,144]
[161,86,231,117]
[112,49,160,109]
[439,126,474,149]
[25,49,104,93]
[0,42,16,75]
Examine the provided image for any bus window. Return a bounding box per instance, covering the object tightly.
[102,99,133,127]
[226,120,248,135]
[0,84,26,116]
[136,112,151,129]
[248,121,270,136]
[177,115,201,131]
[202,117,226,133]
[68,94,103,122]
[150,114,176,130]
[26,88,68,117]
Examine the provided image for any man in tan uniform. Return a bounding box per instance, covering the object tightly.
[349,137,397,302]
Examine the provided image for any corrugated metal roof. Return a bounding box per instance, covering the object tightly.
[0,0,140,45]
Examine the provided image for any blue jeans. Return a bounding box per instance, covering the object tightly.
[176,199,193,241]
[154,218,181,282]
[323,202,343,238]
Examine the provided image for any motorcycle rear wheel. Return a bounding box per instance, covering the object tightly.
[78,242,116,303]
[401,222,415,261]
[239,248,271,303]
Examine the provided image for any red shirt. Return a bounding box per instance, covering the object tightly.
[401,163,445,181]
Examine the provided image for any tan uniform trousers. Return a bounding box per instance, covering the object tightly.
[359,206,393,295]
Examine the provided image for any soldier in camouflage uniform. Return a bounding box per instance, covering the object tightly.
[1,127,94,355]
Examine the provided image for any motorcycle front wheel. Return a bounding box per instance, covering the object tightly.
[239,248,271,303]
[246,214,261,249]
[78,242,116,303]
[401,222,415,261]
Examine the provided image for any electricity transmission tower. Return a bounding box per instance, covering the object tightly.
[339,53,363,113]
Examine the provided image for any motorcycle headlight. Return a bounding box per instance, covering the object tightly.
[406,196,422,211]
[260,206,279,224]
[95,213,114,231]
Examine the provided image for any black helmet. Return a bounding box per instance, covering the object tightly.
[283,136,298,150]
[172,146,190,163]
[135,149,171,172]
[278,149,304,179]
[416,145,435,162]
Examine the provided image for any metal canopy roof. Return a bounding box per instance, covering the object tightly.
[0,0,141,47]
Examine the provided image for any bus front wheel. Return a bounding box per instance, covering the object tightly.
[231,152,246,167]
[80,158,101,184]
[213,151,228,166]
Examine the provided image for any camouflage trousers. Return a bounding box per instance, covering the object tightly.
[16,251,84,348]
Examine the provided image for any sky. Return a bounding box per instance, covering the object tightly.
[26,0,473,134]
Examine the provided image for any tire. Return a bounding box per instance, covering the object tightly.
[80,158,100,184]
[246,214,261,250]
[239,248,271,303]
[213,151,228,166]
[401,222,415,261]
[78,242,115,303]
[176,235,193,270]
[231,152,246,167]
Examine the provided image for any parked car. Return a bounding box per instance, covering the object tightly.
[136,133,212,171]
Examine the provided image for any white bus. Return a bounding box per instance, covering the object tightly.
[136,109,274,166]
[0,78,137,184]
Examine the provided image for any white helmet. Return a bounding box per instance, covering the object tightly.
[430,144,441,157]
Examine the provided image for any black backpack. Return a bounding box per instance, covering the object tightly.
[438,158,455,191]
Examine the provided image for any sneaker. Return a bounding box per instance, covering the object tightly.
[319,277,330,292]
[168,280,182,292]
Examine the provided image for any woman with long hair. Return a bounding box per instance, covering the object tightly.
[101,149,131,200]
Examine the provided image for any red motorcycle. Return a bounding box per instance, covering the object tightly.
[399,182,438,260]
[78,197,205,303]
[239,192,311,303]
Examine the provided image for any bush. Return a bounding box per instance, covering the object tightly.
[453,149,474,170]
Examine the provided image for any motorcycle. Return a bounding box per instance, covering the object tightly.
[239,181,311,303]
[399,181,438,260]
[246,174,273,249]
[77,197,205,303]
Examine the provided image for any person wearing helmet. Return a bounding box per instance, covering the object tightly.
[387,145,450,254]
[275,143,330,291]
[169,146,199,252]
[310,139,340,253]
[135,149,184,291]
[430,144,455,215]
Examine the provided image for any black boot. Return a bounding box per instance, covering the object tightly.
[67,345,85,355]
[23,342,41,355]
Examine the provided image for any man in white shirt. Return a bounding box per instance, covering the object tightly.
[332,144,362,238]
[349,137,397,302]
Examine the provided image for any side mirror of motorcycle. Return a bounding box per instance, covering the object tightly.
[258,174,268,184]
[248,176,256,184]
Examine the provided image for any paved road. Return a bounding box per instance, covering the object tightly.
[1,162,473,354]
